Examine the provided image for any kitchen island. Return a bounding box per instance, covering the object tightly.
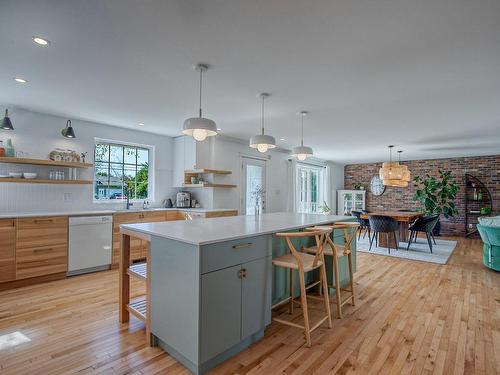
[120,212,354,375]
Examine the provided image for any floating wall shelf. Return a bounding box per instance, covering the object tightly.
[0,178,93,185]
[0,157,93,168]
[182,183,237,188]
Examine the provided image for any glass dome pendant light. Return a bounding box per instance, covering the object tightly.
[291,111,313,161]
[249,93,276,153]
[182,63,218,142]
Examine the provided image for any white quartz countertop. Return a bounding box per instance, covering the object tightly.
[0,207,237,219]
[121,212,353,245]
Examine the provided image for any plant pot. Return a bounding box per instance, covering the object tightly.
[433,218,441,236]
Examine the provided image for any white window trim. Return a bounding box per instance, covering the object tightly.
[93,137,155,204]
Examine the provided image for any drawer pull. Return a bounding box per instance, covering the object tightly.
[232,243,253,249]
[33,247,54,253]
[33,219,54,224]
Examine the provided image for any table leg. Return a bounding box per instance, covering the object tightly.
[119,233,130,323]
[399,222,409,243]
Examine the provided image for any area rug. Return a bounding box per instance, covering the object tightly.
[356,235,457,264]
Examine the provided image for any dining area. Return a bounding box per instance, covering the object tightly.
[350,209,455,264]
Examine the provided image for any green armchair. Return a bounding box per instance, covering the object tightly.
[477,223,500,271]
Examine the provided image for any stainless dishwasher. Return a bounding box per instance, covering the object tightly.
[68,215,113,276]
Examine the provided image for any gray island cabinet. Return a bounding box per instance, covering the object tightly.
[121,212,353,375]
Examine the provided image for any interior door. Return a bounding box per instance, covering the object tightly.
[241,157,267,215]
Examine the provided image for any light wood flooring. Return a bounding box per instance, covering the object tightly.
[0,237,499,374]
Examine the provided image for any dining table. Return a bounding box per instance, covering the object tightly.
[360,211,424,248]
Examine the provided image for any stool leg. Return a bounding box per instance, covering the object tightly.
[332,255,342,319]
[298,268,311,347]
[348,252,355,306]
[289,268,294,314]
[320,262,332,328]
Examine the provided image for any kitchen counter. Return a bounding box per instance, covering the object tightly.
[121,212,351,245]
[0,207,238,219]
[120,212,354,374]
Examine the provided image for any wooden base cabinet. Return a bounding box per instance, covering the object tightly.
[16,216,68,280]
[0,219,16,282]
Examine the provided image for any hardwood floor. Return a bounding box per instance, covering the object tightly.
[0,237,498,374]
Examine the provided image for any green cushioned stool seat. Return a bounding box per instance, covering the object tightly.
[477,224,500,271]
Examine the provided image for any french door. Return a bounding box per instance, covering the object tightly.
[241,157,267,215]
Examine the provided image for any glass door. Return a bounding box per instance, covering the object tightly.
[354,192,365,210]
[241,157,266,215]
[343,192,353,215]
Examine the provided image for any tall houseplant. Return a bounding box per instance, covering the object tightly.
[413,170,459,235]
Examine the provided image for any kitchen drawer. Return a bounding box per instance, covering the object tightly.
[141,211,168,222]
[16,244,67,279]
[201,235,271,274]
[0,219,16,282]
[17,216,68,249]
[113,212,144,225]
[205,210,238,218]
[166,210,185,221]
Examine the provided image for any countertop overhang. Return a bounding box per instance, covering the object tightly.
[121,212,352,245]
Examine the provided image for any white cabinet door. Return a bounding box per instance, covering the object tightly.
[184,136,197,171]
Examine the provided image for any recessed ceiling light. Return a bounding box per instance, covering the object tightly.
[280,138,286,141]
[32,36,50,46]
[217,128,222,131]
[138,123,145,126]
[14,77,27,83]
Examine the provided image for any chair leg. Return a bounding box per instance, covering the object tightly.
[298,269,311,347]
[386,233,390,254]
[359,228,363,240]
[375,232,378,247]
[407,231,413,250]
[332,254,342,319]
[431,233,437,245]
[393,231,399,251]
[320,262,332,328]
[368,228,371,241]
[369,231,374,251]
[426,232,433,253]
[348,252,355,306]
[289,268,294,314]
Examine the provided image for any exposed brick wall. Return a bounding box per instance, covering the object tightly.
[344,155,500,236]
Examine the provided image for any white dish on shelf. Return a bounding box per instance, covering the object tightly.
[23,173,37,179]
[0,174,9,178]
[9,172,23,178]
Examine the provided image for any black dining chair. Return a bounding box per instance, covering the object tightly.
[368,215,400,253]
[407,214,440,253]
[351,210,371,240]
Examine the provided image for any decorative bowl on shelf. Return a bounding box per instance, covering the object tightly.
[23,172,37,179]
[9,172,23,178]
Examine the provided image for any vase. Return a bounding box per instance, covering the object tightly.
[5,139,14,157]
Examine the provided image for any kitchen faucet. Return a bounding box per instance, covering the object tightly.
[123,185,133,210]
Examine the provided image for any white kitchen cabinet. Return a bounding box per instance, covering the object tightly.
[173,136,198,187]
[337,190,366,215]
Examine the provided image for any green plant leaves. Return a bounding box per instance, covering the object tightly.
[413,170,459,218]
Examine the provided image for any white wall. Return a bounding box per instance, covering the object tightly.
[0,107,176,213]
[327,161,345,214]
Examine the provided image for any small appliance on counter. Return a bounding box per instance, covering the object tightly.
[164,198,173,208]
[176,191,191,208]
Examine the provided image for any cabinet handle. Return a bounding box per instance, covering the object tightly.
[34,219,53,224]
[34,247,53,253]
[238,269,247,279]
[232,243,252,249]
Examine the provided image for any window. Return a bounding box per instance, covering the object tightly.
[296,164,325,213]
[94,140,152,201]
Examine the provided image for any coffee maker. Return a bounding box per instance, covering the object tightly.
[176,192,191,208]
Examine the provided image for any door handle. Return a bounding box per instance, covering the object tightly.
[232,243,253,249]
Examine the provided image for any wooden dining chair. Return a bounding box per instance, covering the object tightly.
[272,229,332,347]
[304,222,357,318]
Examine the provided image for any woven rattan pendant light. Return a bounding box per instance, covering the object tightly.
[380,145,405,186]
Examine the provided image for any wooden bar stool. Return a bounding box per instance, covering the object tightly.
[305,222,358,319]
[272,229,332,347]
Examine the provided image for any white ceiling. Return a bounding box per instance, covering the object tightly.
[1,0,499,164]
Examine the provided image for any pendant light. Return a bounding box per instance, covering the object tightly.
[1,109,14,130]
[249,93,276,153]
[398,150,411,185]
[291,111,313,161]
[61,119,76,138]
[182,63,218,142]
[380,145,404,186]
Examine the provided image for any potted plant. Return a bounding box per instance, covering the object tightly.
[413,170,459,236]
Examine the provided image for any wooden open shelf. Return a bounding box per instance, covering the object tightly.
[0,178,93,185]
[184,169,231,175]
[126,297,147,321]
[182,183,237,188]
[127,263,147,281]
[0,157,93,168]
